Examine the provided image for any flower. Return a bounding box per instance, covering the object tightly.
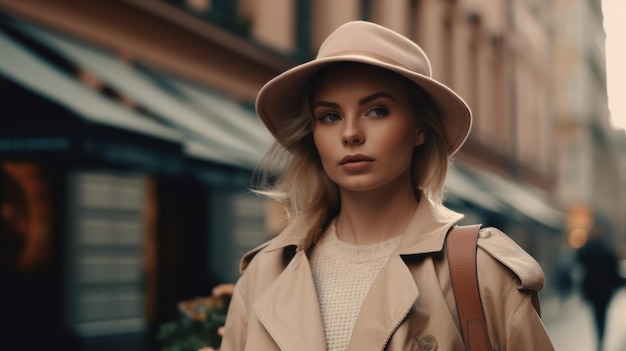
[178,296,224,321]
[157,284,234,351]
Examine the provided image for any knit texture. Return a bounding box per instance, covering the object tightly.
[309,222,402,351]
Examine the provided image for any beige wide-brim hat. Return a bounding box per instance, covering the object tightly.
[256,21,472,155]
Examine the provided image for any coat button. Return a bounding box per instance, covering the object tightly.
[418,335,437,351]
[478,228,493,238]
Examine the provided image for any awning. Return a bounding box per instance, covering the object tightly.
[0,28,181,144]
[5,17,272,169]
[463,166,565,231]
[444,168,505,213]
[0,27,187,173]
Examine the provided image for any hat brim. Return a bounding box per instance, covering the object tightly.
[256,54,472,155]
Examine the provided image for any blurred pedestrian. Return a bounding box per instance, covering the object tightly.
[554,243,575,302]
[221,21,554,350]
[577,226,622,351]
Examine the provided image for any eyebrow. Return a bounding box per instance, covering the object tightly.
[312,92,396,110]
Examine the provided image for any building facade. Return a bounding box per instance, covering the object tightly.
[553,0,625,247]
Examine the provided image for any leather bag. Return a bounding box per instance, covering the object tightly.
[447,224,491,351]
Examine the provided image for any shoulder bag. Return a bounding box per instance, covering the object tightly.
[447,224,491,351]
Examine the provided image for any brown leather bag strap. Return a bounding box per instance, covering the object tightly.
[446,224,491,351]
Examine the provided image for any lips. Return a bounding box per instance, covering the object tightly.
[339,154,374,165]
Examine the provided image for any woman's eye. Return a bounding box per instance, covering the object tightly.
[368,107,389,117]
[319,113,342,123]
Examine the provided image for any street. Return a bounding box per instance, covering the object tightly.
[543,287,626,351]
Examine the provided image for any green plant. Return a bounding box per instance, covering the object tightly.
[156,294,231,351]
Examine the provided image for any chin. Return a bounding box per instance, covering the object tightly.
[335,179,386,193]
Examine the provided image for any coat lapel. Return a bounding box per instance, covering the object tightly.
[347,198,463,350]
[252,250,328,351]
[347,255,419,350]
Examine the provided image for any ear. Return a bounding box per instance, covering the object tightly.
[414,130,426,147]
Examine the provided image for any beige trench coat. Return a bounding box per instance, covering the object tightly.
[221,198,555,351]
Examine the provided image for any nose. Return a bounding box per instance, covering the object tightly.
[341,118,364,146]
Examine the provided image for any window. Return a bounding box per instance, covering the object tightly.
[295,0,312,59]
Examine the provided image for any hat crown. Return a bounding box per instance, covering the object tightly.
[316,21,432,78]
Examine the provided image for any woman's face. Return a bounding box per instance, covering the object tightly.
[311,64,425,194]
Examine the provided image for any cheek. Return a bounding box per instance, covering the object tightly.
[312,130,332,162]
[377,124,419,155]
[312,130,322,153]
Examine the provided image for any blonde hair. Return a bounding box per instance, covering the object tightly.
[253,63,452,240]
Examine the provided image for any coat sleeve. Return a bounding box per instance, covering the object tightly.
[506,291,554,350]
[476,227,555,350]
[220,278,249,351]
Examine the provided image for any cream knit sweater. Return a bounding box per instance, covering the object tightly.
[309,223,402,351]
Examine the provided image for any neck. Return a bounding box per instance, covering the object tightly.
[335,181,419,246]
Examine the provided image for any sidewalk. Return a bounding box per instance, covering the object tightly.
[542,287,626,351]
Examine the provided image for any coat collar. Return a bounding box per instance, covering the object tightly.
[396,197,464,255]
[246,197,464,350]
[244,196,463,263]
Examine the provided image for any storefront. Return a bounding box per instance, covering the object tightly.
[0,15,271,350]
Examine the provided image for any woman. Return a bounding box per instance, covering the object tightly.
[221,21,554,351]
